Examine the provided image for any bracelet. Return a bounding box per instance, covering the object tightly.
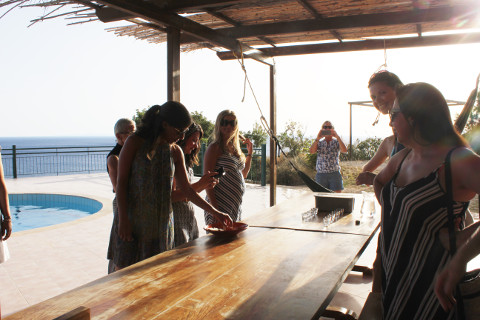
[246,153,252,157]
[2,216,11,222]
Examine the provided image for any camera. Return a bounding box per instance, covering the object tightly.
[321,129,331,136]
[214,166,225,178]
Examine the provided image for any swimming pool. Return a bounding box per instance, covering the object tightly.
[8,194,103,232]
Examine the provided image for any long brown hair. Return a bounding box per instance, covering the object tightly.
[177,122,203,168]
[396,83,467,147]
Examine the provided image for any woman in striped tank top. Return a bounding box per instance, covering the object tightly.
[374,83,480,319]
[204,110,253,225]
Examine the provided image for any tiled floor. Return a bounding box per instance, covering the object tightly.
[0,173,376,318]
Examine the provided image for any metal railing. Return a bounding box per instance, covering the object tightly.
[1,144,268,185]
[1,145,114,178]
[193,143,267,186]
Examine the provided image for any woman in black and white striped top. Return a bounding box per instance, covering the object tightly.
[374,83,480,319]
[203,110,253,225]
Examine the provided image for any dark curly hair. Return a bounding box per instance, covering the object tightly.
[368,70,403,89]
[177,122,204,168]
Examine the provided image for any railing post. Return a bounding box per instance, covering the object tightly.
[261,143,266,186]
[12,145,17,179]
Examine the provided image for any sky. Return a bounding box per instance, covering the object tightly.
[1,4,480,144]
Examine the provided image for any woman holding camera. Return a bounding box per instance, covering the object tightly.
[309,121,348,192]
[203,110,253,225]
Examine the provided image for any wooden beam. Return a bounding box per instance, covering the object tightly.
[150,0,249,11]
[206,9,276,47]
[95,0,249,22]
[207,5,474,39]
[94,0,273,65]
[167,27,181,102]
[217,33,480,59]
[296,0,342,42]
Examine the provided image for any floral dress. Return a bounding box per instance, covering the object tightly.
[112,141,175,269]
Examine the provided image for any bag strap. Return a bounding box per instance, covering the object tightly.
[445,147,466,320]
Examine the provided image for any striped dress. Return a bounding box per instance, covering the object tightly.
[205,152,245,225]
[379,152,468,320]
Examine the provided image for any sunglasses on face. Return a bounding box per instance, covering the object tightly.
[323,125,333,129]
[389,109,402,122]
[173,126,189,136]
[220,119,237,127]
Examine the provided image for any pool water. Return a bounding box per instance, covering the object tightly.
[8,194,103,232]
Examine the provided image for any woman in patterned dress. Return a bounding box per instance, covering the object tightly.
[113,102,232,271]
[374,83,480,319]
[171,122,218,247]
[204,110,253,225]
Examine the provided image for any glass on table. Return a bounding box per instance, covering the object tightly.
[361,192,376,217]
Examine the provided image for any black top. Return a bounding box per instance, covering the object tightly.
[106,143,122,174]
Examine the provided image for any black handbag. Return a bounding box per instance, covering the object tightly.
[445,149,480,320]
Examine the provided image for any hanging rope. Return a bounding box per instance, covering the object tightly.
[233,48,333,193]
[371,38,389,126]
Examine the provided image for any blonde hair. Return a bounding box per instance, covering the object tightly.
[211,110,244,160]
[114,118,135,135]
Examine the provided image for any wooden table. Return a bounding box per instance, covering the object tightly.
[246,192,380,237]
[6,192,380,320]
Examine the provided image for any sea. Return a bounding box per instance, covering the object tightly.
[0,136,115,149]
[0,136,116,178]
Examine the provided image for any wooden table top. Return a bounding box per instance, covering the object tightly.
[6,193,379,320]
[246,192,380,237]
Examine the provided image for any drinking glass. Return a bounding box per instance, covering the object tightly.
[361,192,376,217]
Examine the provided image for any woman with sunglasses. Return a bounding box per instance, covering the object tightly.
[203,110,253,225]
[374,83,480,319]
[309,121,348,192]
[171,122,219,247]
[113,102,232,271]
[356,70,404,186]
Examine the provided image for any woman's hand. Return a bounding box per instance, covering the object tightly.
[356,172,376,186]
[435,256,466,311]
[1,219,12,241]
[241,136,253,154]
[118,219,134,242]
[198,171,219,190]
[215,211,233,229]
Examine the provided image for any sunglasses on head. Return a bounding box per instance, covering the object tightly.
[220,119,237,127]
[323,125,333,129]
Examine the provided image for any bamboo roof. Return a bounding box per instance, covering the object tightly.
[2,0,480,64]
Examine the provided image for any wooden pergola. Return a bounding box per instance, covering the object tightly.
[4,0,480,205]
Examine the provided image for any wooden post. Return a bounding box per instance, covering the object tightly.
[269,64,277,206]
[349,103,353,160]
[167,27,180,102]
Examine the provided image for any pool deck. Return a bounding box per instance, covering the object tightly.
[0,173,376,318]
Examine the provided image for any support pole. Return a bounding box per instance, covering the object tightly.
[269,64,277,206]
[349,103,353,160]
[167,27,181,101]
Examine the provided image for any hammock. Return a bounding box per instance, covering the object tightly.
[234,52,334,193]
